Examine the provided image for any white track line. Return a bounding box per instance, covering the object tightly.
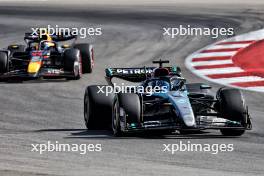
[196,67,244,75]
[213,76,264,84]
[246,86,264,92]
[191,59,233,66]
[194,51,237,58]
[207,44,250,49]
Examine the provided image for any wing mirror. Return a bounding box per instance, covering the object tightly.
[61,44,70,49]
[200,84,212,89]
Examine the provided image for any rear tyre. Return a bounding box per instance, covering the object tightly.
[218,88,247,136]
[84,85,116,130]
[64,48,81,80]
[74,43,94,73]
[0,52,8,74]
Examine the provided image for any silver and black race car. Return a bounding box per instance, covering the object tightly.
[0,32,94,81]
[84,60,252,136]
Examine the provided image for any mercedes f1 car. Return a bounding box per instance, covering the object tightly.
[0,32,94,80]
[84,60,252,136]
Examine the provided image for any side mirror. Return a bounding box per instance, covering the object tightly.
[61,44,70,49]
[200,84,211,89]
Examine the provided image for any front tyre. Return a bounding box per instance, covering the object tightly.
[118,93,141,124]
[218,88,247,136]
[84,85,116,130]
[112,99,123,136]
[112,93,141,136]
[0,52,8,74]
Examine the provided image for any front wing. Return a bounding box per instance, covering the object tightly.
[0,68,75,80]
[120,117,252,133]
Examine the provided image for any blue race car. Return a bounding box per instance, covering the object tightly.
[84,60,252,136]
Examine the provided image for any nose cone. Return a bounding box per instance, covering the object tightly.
[183,114,196,127]
[28,61,41,73]
[168,93,196,128]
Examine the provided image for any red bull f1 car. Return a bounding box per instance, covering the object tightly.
[84,60,252,136]
[0,32,94,81]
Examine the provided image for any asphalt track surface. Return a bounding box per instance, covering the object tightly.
[0,2,264,176]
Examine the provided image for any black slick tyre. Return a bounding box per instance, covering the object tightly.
[74,43,94,73]
[218,88,247,136]
[64,48,81,80]
[0,52,8,74]
[84,85,116,130]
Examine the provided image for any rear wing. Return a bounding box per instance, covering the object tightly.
[105,66,181,83]
[24,32,77,42]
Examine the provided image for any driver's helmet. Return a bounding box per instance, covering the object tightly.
[39,34,55,50]
[40,33,53,41]
[40,41,55,50]
[147,79,170,91]
[30,42,39,50]
[153,68,169,77]
[147,68,170,92]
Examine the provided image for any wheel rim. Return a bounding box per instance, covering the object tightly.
[79,54,83,75]
[73,53,81,78]
[91,47,94,69]
[73,61,80,77]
